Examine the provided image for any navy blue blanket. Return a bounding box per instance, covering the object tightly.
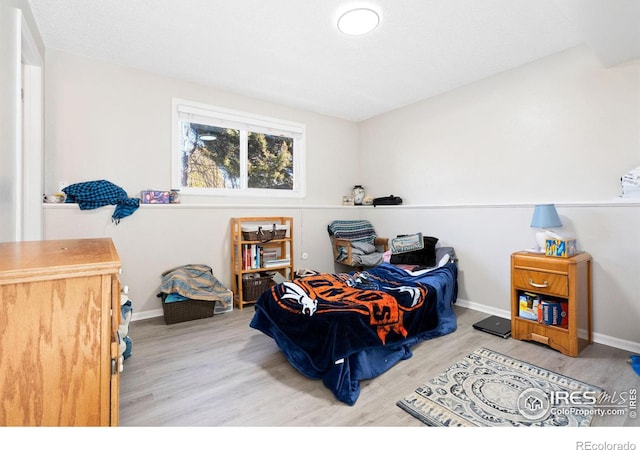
[249,262,458,405]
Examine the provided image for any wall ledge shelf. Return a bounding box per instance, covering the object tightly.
[43,199,640,211]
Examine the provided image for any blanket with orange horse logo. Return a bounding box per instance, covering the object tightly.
[250,262,458,405]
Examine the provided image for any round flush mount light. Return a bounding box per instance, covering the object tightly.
[337,8,380,36]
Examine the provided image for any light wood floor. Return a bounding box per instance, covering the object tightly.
[119,305,638,428]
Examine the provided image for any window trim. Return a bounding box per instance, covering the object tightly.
[171,98,306,198]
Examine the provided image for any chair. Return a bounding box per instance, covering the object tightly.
[327,219,389,269]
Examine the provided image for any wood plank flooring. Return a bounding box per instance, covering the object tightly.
[119,305,638,429]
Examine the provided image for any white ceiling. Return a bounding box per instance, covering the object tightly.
[27,0,640,122]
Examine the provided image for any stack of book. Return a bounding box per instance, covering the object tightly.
[262,248,278,265]
[241,245,289,269]
[242,244,260,270]
[263,258,290,268]
[518,291,568,327]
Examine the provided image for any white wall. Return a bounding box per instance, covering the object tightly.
[358,45,640,204]
[44,204,361,316]
[0,5,21,242]
[0,1,44,242]
[43,50,359,206]
[42,46,640,352]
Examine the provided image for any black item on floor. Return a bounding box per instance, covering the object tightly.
[473,315,512,338]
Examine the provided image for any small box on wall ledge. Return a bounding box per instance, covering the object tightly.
[141,190,170,204]
[545,238,577,258]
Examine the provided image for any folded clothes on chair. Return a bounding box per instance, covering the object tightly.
[328,219,388,268]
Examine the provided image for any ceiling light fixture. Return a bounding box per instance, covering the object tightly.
[337,8,380,36]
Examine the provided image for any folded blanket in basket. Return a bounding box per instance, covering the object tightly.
[161,264,232,307]
[164,293,191,303]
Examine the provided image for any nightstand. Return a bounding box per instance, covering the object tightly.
[510,251,592,357]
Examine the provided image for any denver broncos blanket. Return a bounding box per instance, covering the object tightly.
[249,262,458,405]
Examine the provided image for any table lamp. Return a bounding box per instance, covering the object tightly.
[530,204,562,253]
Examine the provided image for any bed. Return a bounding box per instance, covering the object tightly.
[249,251,458,405]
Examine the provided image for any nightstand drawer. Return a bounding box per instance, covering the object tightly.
[512,268,568,297]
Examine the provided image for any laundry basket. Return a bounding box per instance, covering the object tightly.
[159,293,216,324]
[242,274,273,302]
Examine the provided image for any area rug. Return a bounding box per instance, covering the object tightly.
[397,347,604,427]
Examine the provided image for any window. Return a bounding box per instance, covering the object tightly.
[172,98,306,197]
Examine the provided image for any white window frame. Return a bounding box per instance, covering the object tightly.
[172,98,306,198]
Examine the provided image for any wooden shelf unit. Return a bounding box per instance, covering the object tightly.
[230,217,294,310]
[0,238,121,426]
[510,251,592,357]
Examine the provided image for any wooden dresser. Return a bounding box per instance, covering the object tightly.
[0,238,121,426]
[510,251,592,357]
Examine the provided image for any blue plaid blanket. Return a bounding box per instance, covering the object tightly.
[63,180,140,223]
[327,220,377,245]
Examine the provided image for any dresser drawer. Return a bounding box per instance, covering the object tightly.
[512,268,568,297]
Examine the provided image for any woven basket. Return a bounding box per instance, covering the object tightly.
[242,224,287,242]
[242,229,261,241]
[160,294,215,324]
[273,229,287,239]
[242,275,273,302]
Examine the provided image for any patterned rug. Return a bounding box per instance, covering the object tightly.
[397,347,604,427]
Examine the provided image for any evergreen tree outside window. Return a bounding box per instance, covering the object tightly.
[172,99,305,198]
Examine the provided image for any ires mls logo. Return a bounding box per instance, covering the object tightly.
[517,388,552,421]
[549,390,599,404]
[517,388,637,421]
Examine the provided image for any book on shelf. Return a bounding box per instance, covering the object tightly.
[241,244,289,270]
[540,300,568,326]
[518,291,541,321]
[263,258,290,267]
[262,249,278,262]
[242,244,264,270]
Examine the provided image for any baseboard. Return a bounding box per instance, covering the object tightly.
[455,298,510,319]
[456,298,640,354]
[132,308,164,322]
[591,332,640,354]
